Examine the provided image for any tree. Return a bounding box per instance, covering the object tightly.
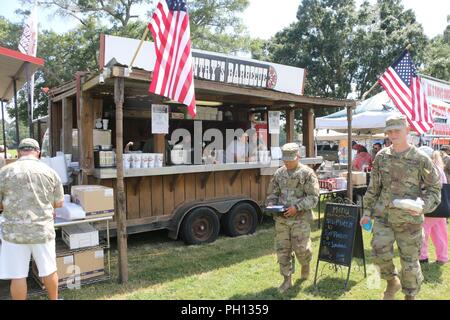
[0,16,22,50]
[268,0,428,105]
[352,0,428,96]
[422,16,450,81]
[21,0,147,27]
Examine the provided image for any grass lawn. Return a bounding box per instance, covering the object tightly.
[6,149,17,158]
[52,213,450,300]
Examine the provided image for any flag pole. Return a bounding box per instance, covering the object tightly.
[361,44,413,101]
[129,27,149,69]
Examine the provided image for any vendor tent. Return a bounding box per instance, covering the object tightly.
[315,91,401,134]
[316,90,450,136]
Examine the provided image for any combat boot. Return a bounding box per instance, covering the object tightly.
[405,295,415,300]
[383,276,402,300]
[301,264,310,280]
[278,276,292,294]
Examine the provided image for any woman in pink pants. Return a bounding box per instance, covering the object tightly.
[418,147,448,265]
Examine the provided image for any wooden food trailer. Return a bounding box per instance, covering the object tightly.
[46,35,356,245]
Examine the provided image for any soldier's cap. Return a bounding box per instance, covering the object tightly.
[441,145,450,151]
[281,143,300,161]
[384,114,408,132]
[18,138,40,150]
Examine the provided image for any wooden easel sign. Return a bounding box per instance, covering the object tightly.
[313,202,366,290]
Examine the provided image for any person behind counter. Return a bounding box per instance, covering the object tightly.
[125,136,154,153]
[0,138,64,300]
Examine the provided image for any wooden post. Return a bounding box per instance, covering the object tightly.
[79,93,94,183]
[302,108,315,157]
[114,76,129,284]
[62,97,73,153]
[347,106,353,201]
[286,108,295,143]
[154,134,166,154]
[13,78,20,147]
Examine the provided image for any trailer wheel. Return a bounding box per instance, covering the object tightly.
[222,203,258,237]
[180,207,220,245]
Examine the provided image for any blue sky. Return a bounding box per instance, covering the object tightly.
[1,0,449,39]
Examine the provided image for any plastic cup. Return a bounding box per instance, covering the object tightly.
[132,153,142,169]
[141,154,150,168]
[363,219,373,232]
[123,154,132,170]
[155,154,163,167]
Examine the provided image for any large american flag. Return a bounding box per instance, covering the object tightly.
[148,0,196,117]
[378,49,433,135]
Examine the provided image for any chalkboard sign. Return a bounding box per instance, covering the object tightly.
[317,203,364,267]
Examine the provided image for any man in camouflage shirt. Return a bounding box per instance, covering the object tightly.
[361,115,441,300]
[0,138,64,300]
[440,145,450,182]
[266,143,320,293]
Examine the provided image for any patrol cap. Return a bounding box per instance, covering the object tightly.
[281,143,300,161]
[384,114,408,132]
[18,138,40,150]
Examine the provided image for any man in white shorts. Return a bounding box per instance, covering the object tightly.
[0,138,64,300]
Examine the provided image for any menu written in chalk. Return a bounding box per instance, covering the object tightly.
[318,203,364,267]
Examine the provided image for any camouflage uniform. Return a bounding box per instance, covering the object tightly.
[266,144,320,276]
[363,117,441,297]
[440,146,450,182]
[0,142,64,244]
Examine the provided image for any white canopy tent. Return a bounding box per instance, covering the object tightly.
[315,91,401,134]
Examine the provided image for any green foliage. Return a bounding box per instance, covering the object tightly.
[422,16,450,82]
[269,0,428,102]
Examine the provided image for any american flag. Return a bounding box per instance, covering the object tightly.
[148,0,196,117]
[378,49,433,135]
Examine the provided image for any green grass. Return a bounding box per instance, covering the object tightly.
[7,149,17,158]
[51,215,450,300]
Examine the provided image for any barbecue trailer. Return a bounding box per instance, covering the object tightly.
[46,34,356,245]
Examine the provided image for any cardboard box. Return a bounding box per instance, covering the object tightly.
[62,223,99,249]
[71,185,114,215]
[32,254,75,286]
[74,249,105,281]
[340,171,367,186]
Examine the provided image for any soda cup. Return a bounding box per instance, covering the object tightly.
[363,219,373,232]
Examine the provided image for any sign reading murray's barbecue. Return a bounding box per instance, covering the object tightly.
[101,34,305,96]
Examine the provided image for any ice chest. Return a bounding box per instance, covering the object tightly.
[71,185,114,216]
[340,171,367,186]
[62,223,99,249]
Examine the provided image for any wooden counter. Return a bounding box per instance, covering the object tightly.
[93,157,324,179]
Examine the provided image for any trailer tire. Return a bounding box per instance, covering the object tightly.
[180,207,220,245]
[222,203,258,237]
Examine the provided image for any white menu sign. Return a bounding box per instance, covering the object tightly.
[151,104,169,134]
[268,111,281,134]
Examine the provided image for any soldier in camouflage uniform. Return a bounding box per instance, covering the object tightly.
[440,145,450,182]
[361,115,441,300]
[265,143,320,293]
[0,138,64,300]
